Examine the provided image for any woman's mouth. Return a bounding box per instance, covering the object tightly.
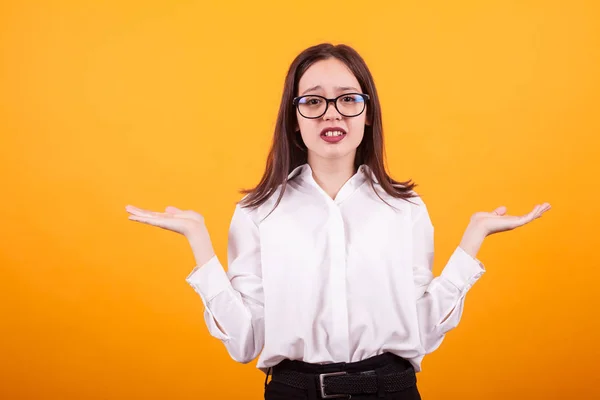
[320,130,347,143]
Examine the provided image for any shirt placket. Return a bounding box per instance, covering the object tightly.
[306,169,360,362]
[327,202,350,361]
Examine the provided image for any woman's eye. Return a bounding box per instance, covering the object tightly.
[342,95,357,102]
[306,98,322,106]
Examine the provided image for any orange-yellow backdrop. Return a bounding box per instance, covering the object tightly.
[1,1,598,399]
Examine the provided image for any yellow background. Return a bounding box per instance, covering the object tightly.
[1,1,598,399]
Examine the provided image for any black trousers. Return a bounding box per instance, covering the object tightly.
[264,352,422,400]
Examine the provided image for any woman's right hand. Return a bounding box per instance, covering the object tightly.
[125,205,205,236]
[125,205,216,266]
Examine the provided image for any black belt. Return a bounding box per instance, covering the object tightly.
[270,363,417,399]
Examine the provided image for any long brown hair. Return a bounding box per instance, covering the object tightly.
[239,43,418,216]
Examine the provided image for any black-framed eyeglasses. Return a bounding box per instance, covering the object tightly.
[292,92,370,119]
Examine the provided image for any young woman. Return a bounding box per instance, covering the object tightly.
[126,43,551,399]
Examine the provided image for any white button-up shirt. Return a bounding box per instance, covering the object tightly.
[185,163,485,373]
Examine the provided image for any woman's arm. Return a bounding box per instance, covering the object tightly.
[412,200,551,353]
[412,201,486,355]
[126,202,265,363]
[185,203,265,364]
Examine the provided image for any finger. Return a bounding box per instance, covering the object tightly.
[165,206,183,214]
[128,215,154,225]
[128,215,174,230]
[535,204,546,218]
[126,205,147,212]
[127,207,171,218]
[126,205,154,215]
[535,203,551,218]
[492,206,507,216]
[536,203,551,218]
[127,208,152,217]
[529,204,546,222]
[517,205,539,225]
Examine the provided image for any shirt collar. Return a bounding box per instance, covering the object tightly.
[287,163,310,181]
[287,163,377,184]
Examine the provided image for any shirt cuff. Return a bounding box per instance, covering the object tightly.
[185,254,231,304]
[440,246,486,292]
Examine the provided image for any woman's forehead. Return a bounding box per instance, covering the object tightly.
[298,59,360,94]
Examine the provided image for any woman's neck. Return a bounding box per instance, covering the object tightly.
[307,155,357,200]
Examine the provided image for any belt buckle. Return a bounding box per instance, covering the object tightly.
[319,371,349,399]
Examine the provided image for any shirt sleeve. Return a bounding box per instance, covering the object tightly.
[185,202,264,364]
[412,200,485,354]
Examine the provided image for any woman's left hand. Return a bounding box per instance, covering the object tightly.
[472,202,552,237]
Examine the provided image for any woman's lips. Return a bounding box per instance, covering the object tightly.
[321,131,347,143]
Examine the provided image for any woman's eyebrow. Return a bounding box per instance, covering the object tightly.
[300,85,361,95]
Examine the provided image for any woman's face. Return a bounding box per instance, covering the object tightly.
[295,57,369,163]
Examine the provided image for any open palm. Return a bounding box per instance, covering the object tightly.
[125,205,204,237]
[472,202,552,236]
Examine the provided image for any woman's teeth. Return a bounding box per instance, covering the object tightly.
[324,131,345,137]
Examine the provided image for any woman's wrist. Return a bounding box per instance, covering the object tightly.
[459,222,487,259]
[187,229,216,267]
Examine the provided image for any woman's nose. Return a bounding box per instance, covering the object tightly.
[323,100,342,120]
